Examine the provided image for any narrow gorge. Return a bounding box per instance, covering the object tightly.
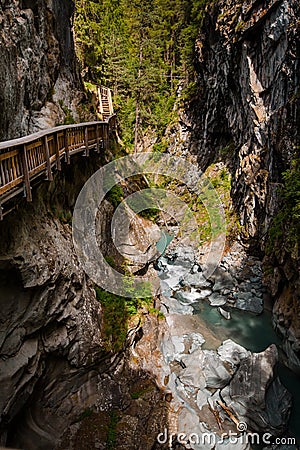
[0,1,299,450]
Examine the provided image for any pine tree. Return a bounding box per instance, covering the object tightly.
[74,0,213,149]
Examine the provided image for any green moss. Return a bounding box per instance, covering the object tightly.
[106,184,124,208]
[77,408,93,422]
[219,141,235,159]
[104,255,117,269]
[153,138,169,154]
[95,282,153,353]
[95,288,128,353]
[130,387,153,399]
[58,100,75,125]
[51,206,72,225]
[107,410,120,450]
[148,307,165,319]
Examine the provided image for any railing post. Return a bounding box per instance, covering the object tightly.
[107,89,114,116]
[98,86,104,120]
[54,132,61,171]
[84,126,89,157]
[21,144,32,202]
[64,129,70,164]
[43,136,53,181]
[96,124,100,153]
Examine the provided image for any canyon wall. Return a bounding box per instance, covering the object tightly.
[0,152,168,449]
[182,0,300,369]
[0,0,84,140]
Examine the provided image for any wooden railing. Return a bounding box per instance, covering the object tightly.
[0,114,116,216]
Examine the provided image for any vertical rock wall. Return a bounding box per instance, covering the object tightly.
[185,0,300,369]
[186,0,299,246]
[0,0,84,140]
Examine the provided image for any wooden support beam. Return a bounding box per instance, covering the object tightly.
[84,126,89,157]
[43,136,53,181]
[54,133,61,171]
[21,144,32,202]
[64,130,70,164]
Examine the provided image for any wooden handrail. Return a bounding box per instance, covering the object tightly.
[0,114,117,211]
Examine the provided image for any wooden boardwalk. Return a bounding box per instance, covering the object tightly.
[0,87,115,218]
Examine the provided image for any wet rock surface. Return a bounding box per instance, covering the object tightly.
[159,242,265,316]
[151,244,293,448]
[168,0,300,373]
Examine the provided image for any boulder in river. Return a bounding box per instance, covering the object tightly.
[217,339,251,366]
[199,350,233,389]
[220,344,292,436]
[234,292,263,314]
[208,293,227,307]
[179,272,212,289]
[160,296,194,315]
[218,307,231,320]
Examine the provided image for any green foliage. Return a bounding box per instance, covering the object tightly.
[74,0,215,148]
[219,141,235,159]
[235,20,245,32]
[152,138,169,153]
[165,164,239,245]
[58,100,75,125]
[107,410,120,450]
[95,283,153,352]
[106,184,124,208]
[130,387,153,399]
[51,206,73,225]
[148,307,165,319]
[138,208,160,222]
[95,287,128,352]
[267,159,300,256]
[104,255,117,269]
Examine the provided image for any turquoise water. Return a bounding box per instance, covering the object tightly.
[193,301,300,443]
[156,243,300,444]
[156,230,173,255]
[193,301,281,352]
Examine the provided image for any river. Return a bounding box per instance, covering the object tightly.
[155,238,300,446]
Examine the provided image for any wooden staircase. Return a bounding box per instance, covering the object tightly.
[98,86,114,121]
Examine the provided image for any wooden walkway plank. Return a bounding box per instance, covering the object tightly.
[0,86,115,214]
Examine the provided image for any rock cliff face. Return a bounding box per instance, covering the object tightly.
[177,0,300,369]
[0,0,84,141]
[0,154,167,449]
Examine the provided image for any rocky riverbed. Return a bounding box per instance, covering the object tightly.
[134,242,296,449]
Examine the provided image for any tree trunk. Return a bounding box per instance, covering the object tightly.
[134,40,143,153]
